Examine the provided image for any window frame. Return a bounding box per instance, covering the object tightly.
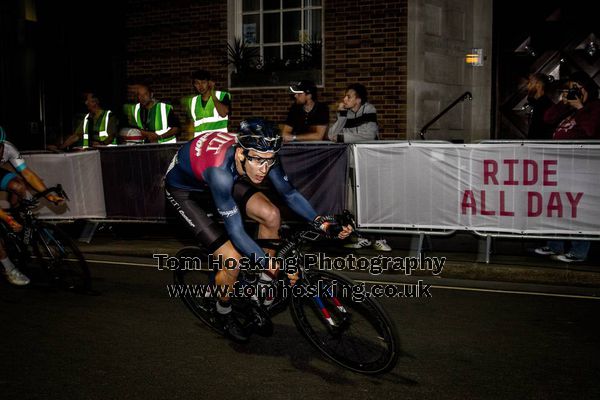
[228,0,324,90]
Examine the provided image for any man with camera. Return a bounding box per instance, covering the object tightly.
[544,71,600,140]
[534,72,600,263]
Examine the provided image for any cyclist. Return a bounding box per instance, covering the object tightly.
[0,126,64,286]
[165,118,352,342]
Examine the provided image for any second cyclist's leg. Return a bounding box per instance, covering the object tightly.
[0,174,29,286]
[6,176,27,208]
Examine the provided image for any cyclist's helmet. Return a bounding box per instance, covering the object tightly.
[237,118,282,153]
[0,126,6,144]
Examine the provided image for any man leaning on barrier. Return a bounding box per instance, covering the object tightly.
[49,91,118,151]
[281,80,329,142]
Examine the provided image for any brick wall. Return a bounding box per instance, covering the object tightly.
[126,0,407,139]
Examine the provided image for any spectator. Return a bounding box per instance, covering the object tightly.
[282,80,329,142]
[182,70,231,139]
[51,91,118,150]
[328,83,378,142]
[132,84,180,144]
[535,71,600,262]
[328,83,390,251]
[544,71,600,140]
[525,73,555,140]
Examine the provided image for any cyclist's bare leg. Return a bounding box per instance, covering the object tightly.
[6,177,27,207]
[0,241,7,259]
[213,240,242,302]
[244,192,280,276]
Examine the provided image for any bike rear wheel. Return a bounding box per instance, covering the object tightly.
[290,269,400,374]
[32,223,91,293]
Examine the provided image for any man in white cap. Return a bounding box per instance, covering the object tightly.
[282,80,329,142]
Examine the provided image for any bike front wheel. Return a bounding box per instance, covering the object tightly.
[172,246,271,337]
[290,269,400,374]
[173,246,224,335]
[32,223,91,293]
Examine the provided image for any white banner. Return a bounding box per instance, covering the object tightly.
[21,151,107,219]
[354,142,600,235]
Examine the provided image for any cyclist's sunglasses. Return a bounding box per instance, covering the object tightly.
[245,154,278,168]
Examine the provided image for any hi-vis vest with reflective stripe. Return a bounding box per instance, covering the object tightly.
[82,110,115,147]
[133,102,176,144]
[188,91,229,137]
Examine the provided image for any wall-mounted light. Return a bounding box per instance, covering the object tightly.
[466,48,484,66]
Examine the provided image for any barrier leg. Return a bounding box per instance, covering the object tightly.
[78,221,100,244]
[410,233,425,257]
[477,235,492,264]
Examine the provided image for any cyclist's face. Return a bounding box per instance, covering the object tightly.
[241,149,276,184]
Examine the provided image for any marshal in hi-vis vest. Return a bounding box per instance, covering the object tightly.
[133,102,176,144]
[186,91,230,137]
[82,110,116,147]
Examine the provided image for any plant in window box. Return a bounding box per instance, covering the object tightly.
[300,37,322,70]
[227,37,261,80]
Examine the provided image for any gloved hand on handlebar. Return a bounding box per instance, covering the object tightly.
[46,194,65,205]
[312,215,353,239]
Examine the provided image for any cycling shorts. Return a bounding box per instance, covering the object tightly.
[165,178,260,253]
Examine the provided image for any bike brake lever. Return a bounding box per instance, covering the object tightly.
[338,209,356,229]
[56,184,70,201]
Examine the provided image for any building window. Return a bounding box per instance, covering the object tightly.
[228,0,323,88]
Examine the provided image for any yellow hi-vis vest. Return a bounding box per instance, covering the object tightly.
[82,110,115,147]
[188,91,229,137]
[133,102,176,144]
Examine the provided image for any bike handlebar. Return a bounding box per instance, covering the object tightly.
[11,184,68,211]
[31,184,69,202]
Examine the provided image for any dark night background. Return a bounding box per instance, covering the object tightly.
[0,0,598,148]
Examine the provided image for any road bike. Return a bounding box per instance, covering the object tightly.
[172,213,399,374]
[0,185,91,292]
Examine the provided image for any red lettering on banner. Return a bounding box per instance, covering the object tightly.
[461,190,476,214]
[483,160,498,185]
[566,192,583,218]
[465,158,581,219]
[480,191,495,215]
[527,192,543,217]
[503,159,519,185]
[543,160,558,186]
[523,160,538,185]
[499,191,514,216]
[547,192,563,217]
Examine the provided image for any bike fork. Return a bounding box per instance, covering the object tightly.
[312,293,350,334]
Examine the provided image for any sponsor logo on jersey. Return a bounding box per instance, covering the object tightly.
[218,206,239,218]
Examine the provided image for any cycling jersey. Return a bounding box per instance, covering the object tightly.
[165,132,318,267]
[0,141,27,190]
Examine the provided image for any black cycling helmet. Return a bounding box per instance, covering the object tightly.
[237,118,282,153]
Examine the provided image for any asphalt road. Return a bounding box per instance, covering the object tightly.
[1,260,599,400]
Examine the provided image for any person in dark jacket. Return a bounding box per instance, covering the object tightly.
[535,72,600,262]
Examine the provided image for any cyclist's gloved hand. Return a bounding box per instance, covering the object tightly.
[46,194,65,205]
[312,215,353,239]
